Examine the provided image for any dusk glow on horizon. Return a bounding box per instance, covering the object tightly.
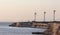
[0,0,60,22]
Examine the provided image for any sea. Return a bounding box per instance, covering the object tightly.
[0,22,45,35]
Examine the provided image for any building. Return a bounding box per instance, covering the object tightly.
[32,21,48,28]
[9,21,48,28]
[9,21,32,27]
[9,21,60,35]
[42,21,60,35]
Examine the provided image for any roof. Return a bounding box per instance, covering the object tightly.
[32,21,60,23]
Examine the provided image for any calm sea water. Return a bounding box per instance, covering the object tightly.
[0,22,45,35]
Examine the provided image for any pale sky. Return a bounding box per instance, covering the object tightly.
[0,0,60,22]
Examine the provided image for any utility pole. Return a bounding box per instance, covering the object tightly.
[53,10,56,21]
[34,12,37,21]
[44,11,46,22]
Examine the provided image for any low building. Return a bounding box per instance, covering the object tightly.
[9,22,32,27]
[9,21,60,35]
[9,21,48,28]
[32,21,48,28]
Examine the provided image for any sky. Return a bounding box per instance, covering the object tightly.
[0,0,60,22]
